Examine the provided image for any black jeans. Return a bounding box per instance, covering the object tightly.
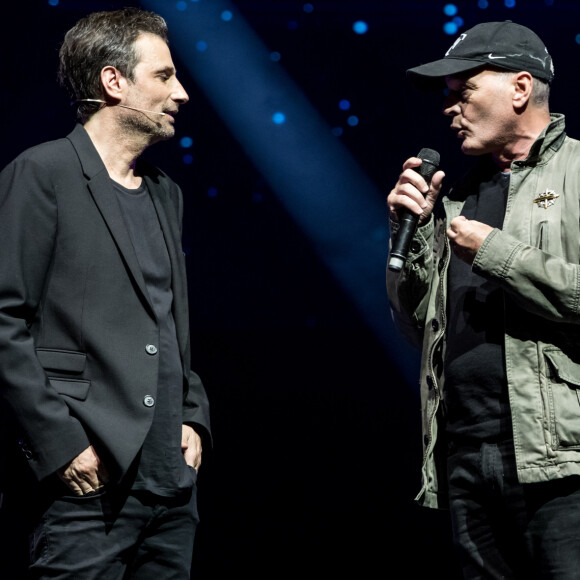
[1,475,198,580]
[447,439,580,580]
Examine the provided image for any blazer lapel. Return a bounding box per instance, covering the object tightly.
[66,125,156,319]
[146,176,189,358]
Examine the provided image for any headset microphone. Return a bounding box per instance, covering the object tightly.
[76,99,166,116]
[118,104,166,116]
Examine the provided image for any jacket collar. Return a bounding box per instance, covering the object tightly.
[66,124,158,319]
[66,123,109,180]
[514,112,566,167]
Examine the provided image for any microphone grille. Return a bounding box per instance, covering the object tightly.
[417,148,440,167]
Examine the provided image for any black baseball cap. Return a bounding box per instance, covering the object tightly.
[407,21,554,89]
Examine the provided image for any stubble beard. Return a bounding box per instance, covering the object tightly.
[119,112,175,145]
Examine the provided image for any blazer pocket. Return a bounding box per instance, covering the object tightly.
[48,378,91,401]
[36,349,86,374]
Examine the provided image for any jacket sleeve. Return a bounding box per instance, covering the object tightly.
[183,369,212,445]
[473,228,580,323]
[386,215,437,348]
[0,155,91,481]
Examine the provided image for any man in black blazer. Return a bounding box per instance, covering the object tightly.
[0,8,211,578]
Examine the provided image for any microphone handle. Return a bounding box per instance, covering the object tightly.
[388,210,419,273]
[388,151,439,272]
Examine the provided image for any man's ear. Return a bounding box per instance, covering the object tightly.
[512,71,533,110]
[100,66,126,103]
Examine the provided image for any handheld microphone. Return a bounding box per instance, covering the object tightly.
[76,99,166,116]
[388,148,440,273]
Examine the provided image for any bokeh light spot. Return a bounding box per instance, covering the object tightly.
[443,21,459,35]
[353,21,369,35]
[272,112,286,125]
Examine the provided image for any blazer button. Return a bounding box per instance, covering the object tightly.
[145,344,158,355]
[143,395,155,407]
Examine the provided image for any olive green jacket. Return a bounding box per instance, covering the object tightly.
[387,114,580,509]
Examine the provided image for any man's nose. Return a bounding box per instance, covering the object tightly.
[172,78,189,104]
[442,95,459,117]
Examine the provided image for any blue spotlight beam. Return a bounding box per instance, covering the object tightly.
[142,0,421,386]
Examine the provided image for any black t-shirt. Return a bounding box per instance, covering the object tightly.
[114,180,194,497]
[444,168,512,442]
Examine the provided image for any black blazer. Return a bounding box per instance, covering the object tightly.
[0,124,210,484]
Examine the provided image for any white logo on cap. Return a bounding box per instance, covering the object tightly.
[445,33,467,56]
[488,54,506,60]
[529,52,551,68]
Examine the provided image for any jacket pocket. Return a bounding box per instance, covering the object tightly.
[36,349,86,374]
[544,348,580,448]
[48,378,90,401]
[537,221,549,252]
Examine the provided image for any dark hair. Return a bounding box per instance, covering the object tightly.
[58,8,168,123]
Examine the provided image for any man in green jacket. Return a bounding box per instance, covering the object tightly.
[387,20,580,579]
